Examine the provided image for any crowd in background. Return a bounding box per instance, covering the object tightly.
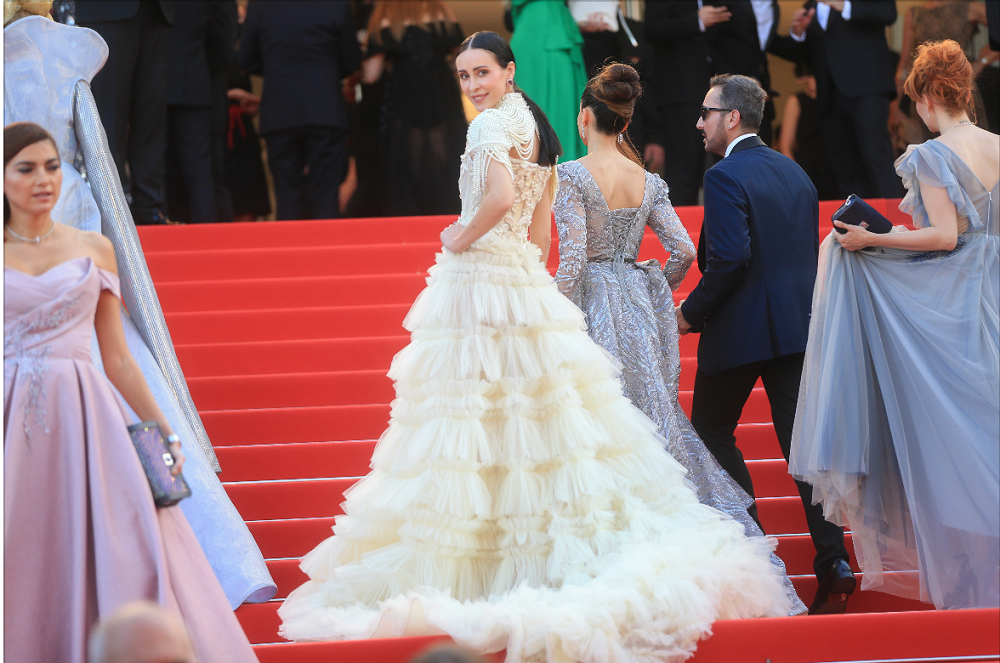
[48,0,1000,224]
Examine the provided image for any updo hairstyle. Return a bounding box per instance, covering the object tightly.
[581,62,643,165]
[904,40,976,120]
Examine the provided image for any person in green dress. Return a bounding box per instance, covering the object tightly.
[509,0,587,161]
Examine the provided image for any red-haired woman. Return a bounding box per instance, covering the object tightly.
[791,39,999,610]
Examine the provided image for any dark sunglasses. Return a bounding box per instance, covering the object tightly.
[700,106,734,121]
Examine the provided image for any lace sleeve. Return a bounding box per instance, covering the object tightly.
[553,164,588,306]
[646,175,695,291]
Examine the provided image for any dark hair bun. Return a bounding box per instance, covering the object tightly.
[591,63,642,116]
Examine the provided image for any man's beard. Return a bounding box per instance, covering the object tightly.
[703,131,726,156]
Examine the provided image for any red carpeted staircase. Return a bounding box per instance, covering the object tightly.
[136,200,999,663]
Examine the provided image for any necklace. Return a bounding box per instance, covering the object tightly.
[942,120,974,135]
[5,221,56,244]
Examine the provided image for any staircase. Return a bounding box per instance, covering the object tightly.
[136,201,999,663]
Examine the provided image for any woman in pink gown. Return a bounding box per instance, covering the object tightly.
[3,122,257,663]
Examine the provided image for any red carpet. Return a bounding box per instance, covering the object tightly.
[136,199,998,662]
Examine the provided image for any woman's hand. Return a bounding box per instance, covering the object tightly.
[832,220,873,251]
[440,222,464,252]
[167,440,185,476]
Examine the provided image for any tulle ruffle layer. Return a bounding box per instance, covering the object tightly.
[279,241,792,660]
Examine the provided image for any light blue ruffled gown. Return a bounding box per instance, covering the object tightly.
[790,140,999,609]
[3,16,275,608]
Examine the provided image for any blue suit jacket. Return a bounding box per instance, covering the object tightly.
[680,135,819,375]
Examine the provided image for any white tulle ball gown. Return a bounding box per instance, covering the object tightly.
[278,93,791,662]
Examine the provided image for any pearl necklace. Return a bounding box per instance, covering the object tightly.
[941,120,974,135]
[5,221,56,244]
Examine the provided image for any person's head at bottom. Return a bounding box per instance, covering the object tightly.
[88,601,198,663]
[409,643,488,663]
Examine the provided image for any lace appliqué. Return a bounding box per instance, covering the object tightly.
[4,295,81,439]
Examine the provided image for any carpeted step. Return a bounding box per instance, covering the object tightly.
[236,581,943,647]
[248,607,994,663]
[179,334,700,379]
[198,388,772,446]
[157,274,429,312]
[226,481,807,533]
[214,425,784,484]
[140,216,457,251]
[189,371,395,411]
[249,517,338,560]
[259,534,871,602]
[166,305,411,344]
[216,440,377,483]
[746,458,799,498]
[146,243,442,281]
[175,336,411,377]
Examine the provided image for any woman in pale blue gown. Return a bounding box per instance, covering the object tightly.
[790,40,999,610]
[554,63,807,614]
[3,14,275,607]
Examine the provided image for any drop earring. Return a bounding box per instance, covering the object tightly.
[617,133,623,144]
[507,79,513,86]
[580,125,586,140]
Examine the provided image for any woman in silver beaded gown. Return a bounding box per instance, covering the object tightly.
[554,63,806,614]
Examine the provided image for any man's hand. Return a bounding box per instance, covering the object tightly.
[676,301,693,335]
[820,1,845,12]
[790,7,815,37]
[578,12,613,32]
[227,88,260,115]
[698,5,732,28]
[644,143,665,173]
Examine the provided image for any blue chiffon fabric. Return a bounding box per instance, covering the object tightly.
[790,140,999,609]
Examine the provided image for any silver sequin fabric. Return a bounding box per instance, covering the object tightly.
[74,81,220,471]
[554,161,807,614]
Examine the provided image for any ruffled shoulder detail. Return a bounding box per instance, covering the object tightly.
[96,267,122,301]
[895,141,984,232]
[3,15,108,83]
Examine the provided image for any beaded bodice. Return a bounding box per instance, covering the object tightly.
[458,93,556,245]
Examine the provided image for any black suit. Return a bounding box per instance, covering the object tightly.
[680,135,848,579]
[771,0,902,199]
[239,1,361,220]
[165,1,236,224]
[703,0,780,145]
[644,1,712,206]
[77,0,174,225]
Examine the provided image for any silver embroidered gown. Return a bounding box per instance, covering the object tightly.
[554,160,807,614]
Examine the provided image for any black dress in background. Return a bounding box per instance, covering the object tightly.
[793,91,839,201]
[224,60,271,219]
[373,22,467,216]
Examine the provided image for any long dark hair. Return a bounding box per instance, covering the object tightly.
[581,63,643,165]
[4,122,58,225]
[458,31,562,167]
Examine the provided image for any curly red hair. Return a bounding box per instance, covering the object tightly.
[904,39,975,118]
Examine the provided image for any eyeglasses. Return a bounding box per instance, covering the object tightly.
[700,106,734,121]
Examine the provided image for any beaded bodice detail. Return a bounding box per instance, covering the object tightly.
[458,93,556,245]
[553,161,695,302]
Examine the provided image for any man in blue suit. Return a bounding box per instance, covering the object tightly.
[677,74,853,615]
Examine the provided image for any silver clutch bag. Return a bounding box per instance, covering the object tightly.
[127,421,192,507]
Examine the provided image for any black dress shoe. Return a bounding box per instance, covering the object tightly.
[135,211,182,226]
[809,558,857,615]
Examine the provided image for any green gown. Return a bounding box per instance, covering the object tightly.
[509,0,587,162]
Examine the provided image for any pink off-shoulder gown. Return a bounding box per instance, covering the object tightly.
[3,256,257,663]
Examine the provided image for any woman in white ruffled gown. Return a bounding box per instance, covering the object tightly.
[279,31,790,662]
[3,13,275,608]
[791,40,999,609]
